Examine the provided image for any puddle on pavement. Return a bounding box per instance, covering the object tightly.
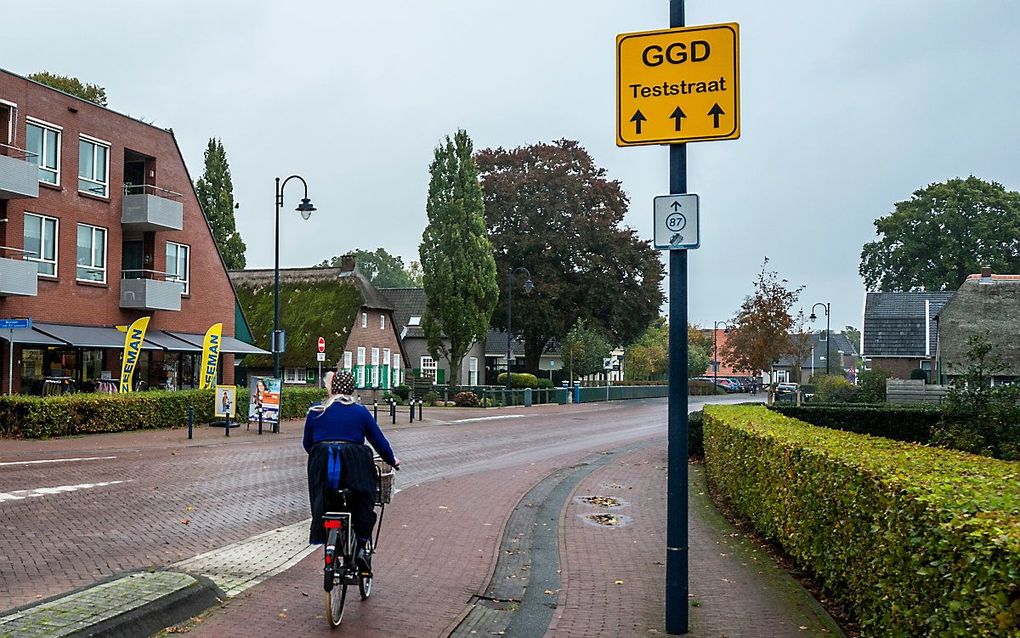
[577,495,624,508]
[582,512,633,527]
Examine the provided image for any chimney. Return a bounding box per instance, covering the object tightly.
[339,254,356,273]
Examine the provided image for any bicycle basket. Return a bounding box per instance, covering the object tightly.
[375,458,396,504]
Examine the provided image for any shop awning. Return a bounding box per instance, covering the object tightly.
[0,327,67,346]
[32,322,162,350]
[144,331,201,352]
[162,331,269,355]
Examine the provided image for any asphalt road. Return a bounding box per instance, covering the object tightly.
[0,395,751,614]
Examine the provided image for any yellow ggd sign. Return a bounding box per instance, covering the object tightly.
[616,23,740,146]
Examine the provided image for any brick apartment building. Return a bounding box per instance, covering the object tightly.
[0,69,261,394]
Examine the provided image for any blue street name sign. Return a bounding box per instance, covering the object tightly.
[0,318,31,330]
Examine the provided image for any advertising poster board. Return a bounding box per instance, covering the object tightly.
[248,376,281,424]
[214,385,237,419]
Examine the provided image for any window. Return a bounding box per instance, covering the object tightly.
[166,242,190,294]
[356,347,366,365]
[380,314,385,330]
[283,368,306,384]
[343,351,352,370]
[420,356,437,381]
[371,348,380,387]
[23,213,58,276]
[382,348,391,387]
[361,312,367,328]
[26,119,60,185]
[76,224,107,283]
[408,316,421,326]
[469,357,478,386]
[78,136,110,197]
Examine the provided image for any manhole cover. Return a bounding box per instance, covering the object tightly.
[579,495,622,508]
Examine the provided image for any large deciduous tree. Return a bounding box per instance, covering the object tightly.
[195,138,246,269]
[476,139,664,372]
[318,248,419,287]
[722,258,803,384]
[860,176,1020,291]
[420,130,499,387]
[28,72,107,106]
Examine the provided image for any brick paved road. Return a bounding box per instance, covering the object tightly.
[1,397,739,613]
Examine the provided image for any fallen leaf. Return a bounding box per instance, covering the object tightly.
[614,579,625,585]
[181,519,190,525]
[278,612,286,619]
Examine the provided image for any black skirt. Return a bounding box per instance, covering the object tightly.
[307,441,379,544]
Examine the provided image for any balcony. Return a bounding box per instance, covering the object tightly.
[0,144,39,200]
[121,184,184,232]
[120,272,182,311]
[0,253,38,296]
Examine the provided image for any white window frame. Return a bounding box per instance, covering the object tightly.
[361,312,367,328]
[25,117,61,185]
[408,316,421,326]
[393,354,402,386]
[77,134,110,197]
[23,212,58,277]
[343,351,353,370]
[370,347,380,387]
[166,241,190,295]
[380,314,385,330]
[283,367,306,384]
[76,223,107,283]
[420,356,437,381]
[356,347,366,366]
[469,357,478,386]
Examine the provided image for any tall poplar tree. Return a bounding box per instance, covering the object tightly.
[195,138,246,269]
[420,130,499,387]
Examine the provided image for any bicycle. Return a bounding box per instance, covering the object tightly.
[322,457,396,628]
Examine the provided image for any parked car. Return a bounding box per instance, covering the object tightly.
[716,378,741,393]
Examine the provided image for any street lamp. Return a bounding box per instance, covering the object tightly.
[506,267,534,392]
[273,175,316,381]
[712,321,729,392]
[809,302,831,376]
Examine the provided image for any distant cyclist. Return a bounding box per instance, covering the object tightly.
[304,370,400,572]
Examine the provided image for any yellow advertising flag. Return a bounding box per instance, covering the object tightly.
[199,323,224,389]
[119,316,150,393]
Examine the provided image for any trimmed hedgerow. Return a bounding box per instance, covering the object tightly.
[770,403,939,443]
[704,405,1020,637]
[0,387,328,439]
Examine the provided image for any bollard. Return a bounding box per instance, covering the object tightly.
[225,414,230,437]
[258,409,263,435]
[410,398,415,423]
[188,406,194,440]
[418,398,423,421]
[391,399,396,424]
[373,400,378,421]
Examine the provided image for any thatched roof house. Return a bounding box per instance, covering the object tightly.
[936,269,1020,380]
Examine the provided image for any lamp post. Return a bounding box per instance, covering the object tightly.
[506,267,534,392]
[273,175,316,380]
[809,302,831,376]
[712,321,729,392]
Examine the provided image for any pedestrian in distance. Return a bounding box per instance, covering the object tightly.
[303,370,400,573]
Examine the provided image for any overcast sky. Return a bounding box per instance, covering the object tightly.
[5,1,1019,337]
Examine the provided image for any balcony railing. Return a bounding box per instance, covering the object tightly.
[120,269,183,311]
[0,144,39,200]
[0,245,38,297]
[121,184,184,231]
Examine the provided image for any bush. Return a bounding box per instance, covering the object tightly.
[704,405,1020,637]
[858,368,892,403]
[769,403,938,443]
[536,378,555,389]
[689,379,719,396]
[910,368,929,382]
[392,385,411,401]
[423,390,439,406]
[496,372,539,388]
[453,391,480,407]
[687,410,704,458]
[811,374,861,403]
[0,386,328,439]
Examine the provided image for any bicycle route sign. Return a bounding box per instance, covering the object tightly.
[0,318,31,330]
[653,194,700,250]
[616,23,740,146]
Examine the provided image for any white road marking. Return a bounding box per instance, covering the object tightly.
[449,415,527,424]
[0,480,130,502]
[0,455,117,467]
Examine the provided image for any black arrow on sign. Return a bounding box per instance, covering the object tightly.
[708,103,725,129]
[670,106,687,132]
[630,110,647,135]
[671,201,682,212]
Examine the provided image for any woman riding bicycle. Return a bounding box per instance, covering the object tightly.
[304,370,400,572]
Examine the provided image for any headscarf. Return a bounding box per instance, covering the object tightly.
[310,369,356,413]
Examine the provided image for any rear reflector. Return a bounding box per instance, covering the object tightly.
[324,520,342,529]
[324,555,332,564]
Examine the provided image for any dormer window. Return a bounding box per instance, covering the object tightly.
[408,316,421,326]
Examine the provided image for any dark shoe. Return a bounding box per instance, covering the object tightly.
[355,548,372,575]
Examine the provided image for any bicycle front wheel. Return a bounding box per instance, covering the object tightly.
[325,582,347,628]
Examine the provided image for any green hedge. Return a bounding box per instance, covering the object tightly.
[0,387,328,439]
[703,405,1020,637]
[770,403,939,443]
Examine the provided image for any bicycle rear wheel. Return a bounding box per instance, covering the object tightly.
[359,573,372,599]
[325,582,347,628]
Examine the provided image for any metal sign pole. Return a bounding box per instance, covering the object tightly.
[665,1,690,632]
[8,328,13,395]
